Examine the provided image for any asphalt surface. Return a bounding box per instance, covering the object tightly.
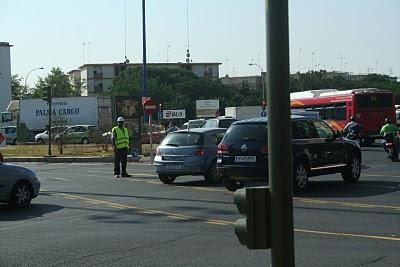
[1,146,399,266]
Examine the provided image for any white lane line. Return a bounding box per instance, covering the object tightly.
[52,177,72,182]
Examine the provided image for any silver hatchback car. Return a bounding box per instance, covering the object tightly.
[0,156,41,208]
[154,128,227,184]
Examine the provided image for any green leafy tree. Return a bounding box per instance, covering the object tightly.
[110,66,236,119]
[32,67,74,98]
[11,74,27,100]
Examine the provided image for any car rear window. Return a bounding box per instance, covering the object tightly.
[223,124,267,142]
[219,119,237,128]
[161,132,204,146]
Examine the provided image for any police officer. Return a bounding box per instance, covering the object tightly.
[112,117,132,178]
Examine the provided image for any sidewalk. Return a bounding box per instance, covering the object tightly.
[4,155,152,164]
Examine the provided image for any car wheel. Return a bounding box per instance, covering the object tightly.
[293,161,309,191]
[204,160,220,184]
[223,177,244,192]
[37,138,45,144]
[158,174,176,184]
[82,137,89,144]
[341,152,361,183]
[8,181,32,208]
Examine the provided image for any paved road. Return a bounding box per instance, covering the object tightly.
[1,146,399,266]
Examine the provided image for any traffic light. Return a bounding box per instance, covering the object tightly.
[159,103,163,112]
[234,186,271,249]
[262,101,266,110]
[42,86,52,103]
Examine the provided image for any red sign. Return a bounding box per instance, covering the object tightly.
[0,133,5,144]
[143,99,157,115]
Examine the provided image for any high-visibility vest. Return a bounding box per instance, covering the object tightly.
[112,126,129,149]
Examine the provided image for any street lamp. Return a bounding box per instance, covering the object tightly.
[249,63,265,101]
[166,44,172,63]
[24,67,44,94]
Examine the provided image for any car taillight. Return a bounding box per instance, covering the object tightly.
[217,143,229,155]
[386,142,393,147]
[156,147,161,156]
[194,148,206,157]
[261,145,268,154]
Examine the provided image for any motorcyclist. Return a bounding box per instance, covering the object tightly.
[380,118,400,152]
[343,116,363,140]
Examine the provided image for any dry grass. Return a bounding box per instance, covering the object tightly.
[0,144,158,157]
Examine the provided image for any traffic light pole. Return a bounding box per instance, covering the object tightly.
[265,0,295,266]
[47,86,52,156]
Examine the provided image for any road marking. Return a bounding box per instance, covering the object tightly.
[52,177,72,182]
[294,197,400,211]
[364,174,400,178]
[48,191,399,242]
[295,229,400,242]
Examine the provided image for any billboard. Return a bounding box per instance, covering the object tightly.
[163,109,186,119]
[196,99,219,118]
[115,97,141,136]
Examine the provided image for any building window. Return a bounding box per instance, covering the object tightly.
[94,80,103,93]
[93,66,103,78]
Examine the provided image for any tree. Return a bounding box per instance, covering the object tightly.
[11,74,27,100]
[110,66,238,119]
[31,67,75,98]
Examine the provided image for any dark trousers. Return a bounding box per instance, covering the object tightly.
[114,147,128,175]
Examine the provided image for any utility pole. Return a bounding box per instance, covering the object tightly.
[46,85,52,156]
[266,0,294,266]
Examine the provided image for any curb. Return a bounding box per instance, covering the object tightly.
[4,155,151,164]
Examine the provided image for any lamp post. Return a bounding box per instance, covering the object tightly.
[166,45,172,63]
[249,63,265,101]
[24,67,44,95]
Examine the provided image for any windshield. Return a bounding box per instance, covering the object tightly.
[223,124,267,142]
[356,94,393,109]
[161,132,203,146]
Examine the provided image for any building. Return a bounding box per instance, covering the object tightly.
[0,42,12,111]
[69,62,221,96]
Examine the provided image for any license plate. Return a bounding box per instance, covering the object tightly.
[165,164,182,170]
[235,156,256,163]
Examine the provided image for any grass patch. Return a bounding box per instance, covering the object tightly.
[0,144,158,157]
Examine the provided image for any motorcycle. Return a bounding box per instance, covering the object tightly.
[346,130,361,144]
[383,133,399,162]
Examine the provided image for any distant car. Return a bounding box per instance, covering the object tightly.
[54,125,101,144]
[182,119,206,130]
[153,128,227,184]
[217,117,362,191]
[200,116,238,129]
[0,157,41,208]
[35,126,69,144]
[0,126,34,145]
[1,126,17,145]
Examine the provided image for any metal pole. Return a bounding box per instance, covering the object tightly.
[48,86,52,156]
[265,0,294,266]
[142,0,148,122]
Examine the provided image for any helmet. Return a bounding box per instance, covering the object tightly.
[385,118,391,124]
[117,117,125,122]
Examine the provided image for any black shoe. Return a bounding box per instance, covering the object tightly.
[121,173,132,177]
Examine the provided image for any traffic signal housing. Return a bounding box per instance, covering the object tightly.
[234,186,271,249]
[262,101,266,110]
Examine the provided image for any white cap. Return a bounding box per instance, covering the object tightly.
[117,117,125,122]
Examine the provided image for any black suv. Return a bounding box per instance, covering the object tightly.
[217,116,362,191]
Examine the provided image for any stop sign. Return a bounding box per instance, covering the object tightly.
[143,99,157,115]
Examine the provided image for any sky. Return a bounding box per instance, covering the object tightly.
[1,0,399,87]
